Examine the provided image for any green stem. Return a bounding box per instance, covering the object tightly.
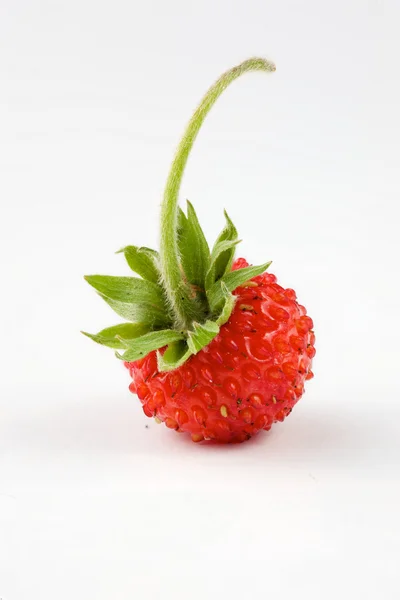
[160,57,276,329]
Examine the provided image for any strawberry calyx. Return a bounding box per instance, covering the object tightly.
[83,57,276,371]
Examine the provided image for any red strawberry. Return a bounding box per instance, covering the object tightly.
[125,259,315,443]
[83,57,315,444]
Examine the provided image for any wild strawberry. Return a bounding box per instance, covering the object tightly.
[83,57,315,443]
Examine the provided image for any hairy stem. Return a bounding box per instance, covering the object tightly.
[160,57,276,329]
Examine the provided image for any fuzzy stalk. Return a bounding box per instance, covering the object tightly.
[160,57,276,329]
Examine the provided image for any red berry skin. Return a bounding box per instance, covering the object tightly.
[125,259,315,444]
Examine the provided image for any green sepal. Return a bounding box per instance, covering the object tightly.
[215,283,236,326]
[177,200,210,287]
[84,275,163,306]
[205,238,241,292]
[98,296,169,327]
[211,210,239,283]
[156,319,220,372]
[117,246,160,283]
[84,275,171,326]
[208,261,272,312]
[157,340,192,372]
[116,329,185,362]
[81,323,150,349]
[187,320,220,354]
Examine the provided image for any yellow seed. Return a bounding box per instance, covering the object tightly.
[239,304,254,311]
[154,417,162,424]
[242,281,258,288]
[272,396,277,404]
[220,405,228,418]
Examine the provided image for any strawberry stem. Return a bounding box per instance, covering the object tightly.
[160,57,276,329]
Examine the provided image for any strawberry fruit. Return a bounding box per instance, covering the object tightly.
[83,57,315,443]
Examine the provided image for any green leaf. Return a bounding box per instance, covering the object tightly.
[211,210,239,283]
[187,320,219,354]
[81,323,150,349]
[157,340,192,372]
[84,275,171,326]
[117,246,160,283]
[177,200,210,287]
[117,329,185,362]
[208,261,272,312]
[205,238,241,292]
[215,283,236,326]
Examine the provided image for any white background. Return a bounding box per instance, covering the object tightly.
[1,0,400,598]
